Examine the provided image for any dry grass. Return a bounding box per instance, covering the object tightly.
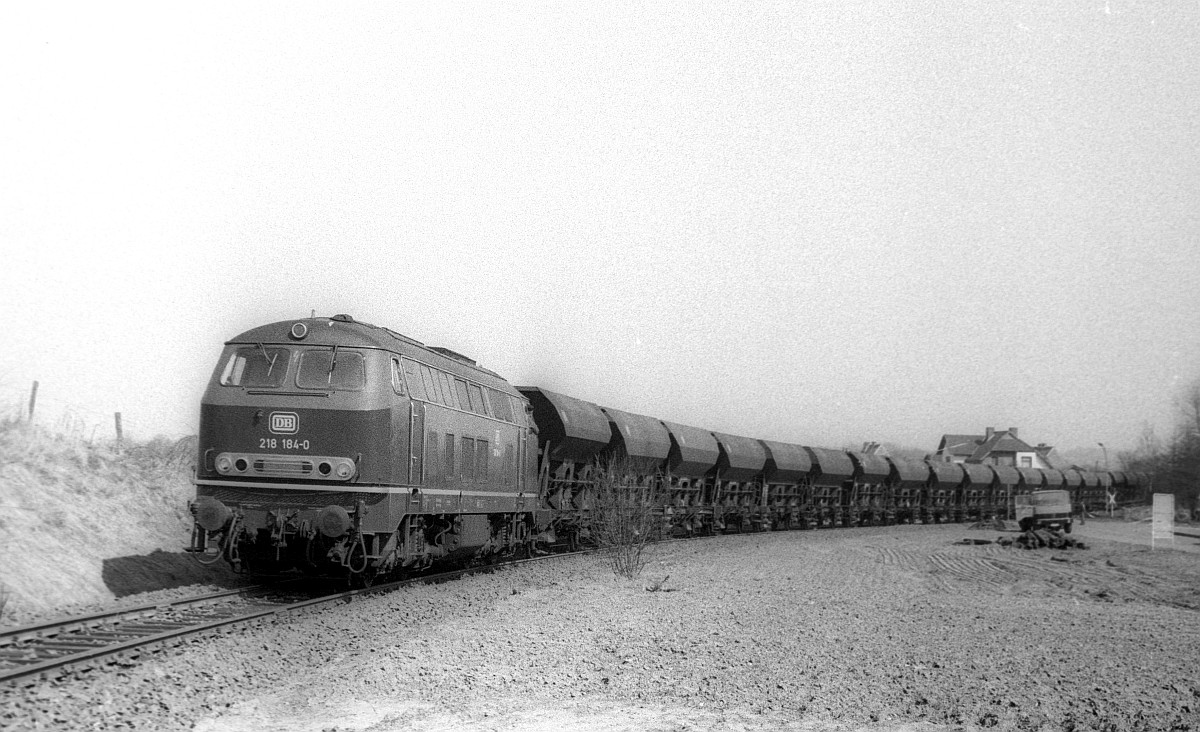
[0,417,197,622]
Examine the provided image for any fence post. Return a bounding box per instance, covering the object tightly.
[28,381,38,422]
[114,412,123,448]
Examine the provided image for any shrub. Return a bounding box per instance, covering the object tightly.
[589,457,665,579]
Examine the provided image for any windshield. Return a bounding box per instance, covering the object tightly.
[296,349,365,391]
[219,346,289,387]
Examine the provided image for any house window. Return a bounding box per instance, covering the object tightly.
[1020,455,1032,468]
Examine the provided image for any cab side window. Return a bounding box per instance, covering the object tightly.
[391,359,406,395]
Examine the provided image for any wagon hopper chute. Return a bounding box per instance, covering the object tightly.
[804,447,855,527]
[885,457,931,525]
[711,432,768,532]
[759,440,812,530]
[660,420,720,534]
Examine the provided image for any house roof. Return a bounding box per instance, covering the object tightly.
[937,434,983,457]
[967,431,1036,462]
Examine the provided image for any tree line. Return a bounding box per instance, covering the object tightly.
[1119,377,1200,513]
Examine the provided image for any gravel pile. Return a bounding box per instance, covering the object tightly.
[3,521,1199,731]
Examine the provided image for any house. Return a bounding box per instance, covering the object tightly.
[934,427,1059,469]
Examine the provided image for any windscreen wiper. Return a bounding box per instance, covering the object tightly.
[327,344,339,384]
[257,342,278,376]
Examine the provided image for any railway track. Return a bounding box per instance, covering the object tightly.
[0,553,577,687]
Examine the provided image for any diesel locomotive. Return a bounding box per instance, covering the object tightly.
[187,314,1141,578]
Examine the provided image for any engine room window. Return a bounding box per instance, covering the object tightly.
[489,388,514,422]
[402,359,427,401]
[420,365,441,405]
[296,350,365,390]
[219,347,289,387]
[438,372,459,410]
[468,383,488,416]
[454,379,471,409]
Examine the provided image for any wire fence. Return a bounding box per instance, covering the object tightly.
[0,380,189,447]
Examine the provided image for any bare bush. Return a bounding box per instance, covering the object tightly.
[589,457,665,579]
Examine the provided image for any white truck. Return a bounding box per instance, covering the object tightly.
[1014,490,1073,533]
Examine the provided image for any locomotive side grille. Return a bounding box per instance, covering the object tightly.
[252,457,314,475]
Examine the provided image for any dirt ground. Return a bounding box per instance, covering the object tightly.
[4,518,1199,732]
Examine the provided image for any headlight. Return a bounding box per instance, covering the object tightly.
[215,455,233,474]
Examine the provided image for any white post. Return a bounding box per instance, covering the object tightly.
[1151,493,1175,550]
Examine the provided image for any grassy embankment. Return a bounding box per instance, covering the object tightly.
[0,414,202,624]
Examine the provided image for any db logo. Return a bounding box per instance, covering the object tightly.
[269,412,299,434]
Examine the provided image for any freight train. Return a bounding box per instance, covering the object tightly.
[187,314,1142,577]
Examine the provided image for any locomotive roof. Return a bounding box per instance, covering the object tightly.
[227,315,511,385]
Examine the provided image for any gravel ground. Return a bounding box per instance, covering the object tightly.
[3,520,1199,732]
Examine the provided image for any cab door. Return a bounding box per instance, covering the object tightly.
[409,401,425,485]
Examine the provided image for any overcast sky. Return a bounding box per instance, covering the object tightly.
[2,2,1197,459]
